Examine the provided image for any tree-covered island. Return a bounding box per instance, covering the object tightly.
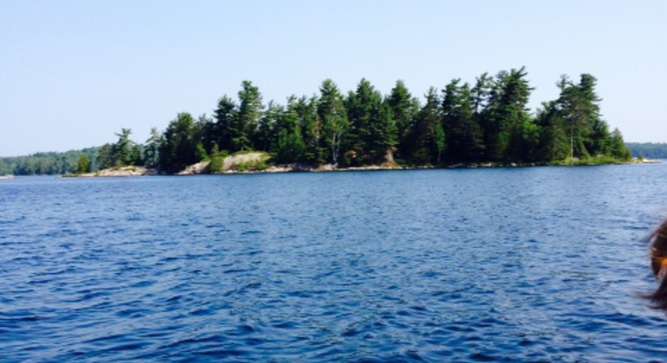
[1,68,634,176]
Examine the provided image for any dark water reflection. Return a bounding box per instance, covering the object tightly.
[2,164,667,362]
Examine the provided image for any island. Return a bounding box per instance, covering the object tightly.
[2,68,636,177]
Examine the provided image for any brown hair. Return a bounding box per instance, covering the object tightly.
[648,219,667,310]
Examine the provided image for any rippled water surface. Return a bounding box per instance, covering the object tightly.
[2,165,667,362]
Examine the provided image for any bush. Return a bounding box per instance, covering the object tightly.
[550,155,626,166]
[208,151,230,173]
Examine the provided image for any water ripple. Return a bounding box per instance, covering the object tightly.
[1,167,667,361]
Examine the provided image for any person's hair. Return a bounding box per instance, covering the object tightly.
[647,219,667,310]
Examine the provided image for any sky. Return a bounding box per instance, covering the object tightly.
[1,0,665,156]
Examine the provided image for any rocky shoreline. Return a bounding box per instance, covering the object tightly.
[59,157,660,178]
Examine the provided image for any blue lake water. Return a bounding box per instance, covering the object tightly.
[2,165,667,362]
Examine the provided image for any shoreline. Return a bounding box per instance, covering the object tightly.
[58,158,660,178]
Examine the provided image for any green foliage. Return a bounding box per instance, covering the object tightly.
[343,79,397,165]
[111,128,136,166]
[212,95,238,152]
[609,128,631,160]
[274,129,306,164]
[76,155,91,174]
[410,88,445,164]
[296,96,323,164]
[238,80,263,150]
[551,155,626,166]
[4,69,634,174]
[143,128,162,168]
[388,80,419,156]
[318,79,349,165]
[0,147,99,175]
[208,149,230,173]
[158,113,202,173]
[481,67,534,161]
[195,143,208,161]
[442,80,484,162]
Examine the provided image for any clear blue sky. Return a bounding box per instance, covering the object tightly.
[1,0,665,156]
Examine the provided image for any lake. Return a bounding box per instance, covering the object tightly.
[2,165,667,362]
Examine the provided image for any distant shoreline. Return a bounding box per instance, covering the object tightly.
[58,157,660,178]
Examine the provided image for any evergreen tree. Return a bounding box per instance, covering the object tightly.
[296,96,323,164]
[343,79,396,164]
[213,95,238,152]
[411,88,445,164]
[237,80,263,150]
[471,72,492,114]
[143,128,162,168]
[97,143,114,169]
[256,101,282,152]
[344,79,376,163]
[317,79,348,165]
[534,102,568,161]
[387,80,419,159]
[197,114,216,154]
[130,144,143,166]
[17,70,630,174]
[609,128,631,160]
[367,100,397,163]
[273,99,306,163]
[482,67,533,161]
[442,80,484,162]
[111,128,134,166]
[77,155,91,173]
[158,113,201,172]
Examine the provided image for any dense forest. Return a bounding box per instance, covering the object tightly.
[0,148,99,176]
[1,68,632,175]
[626,143,667,159]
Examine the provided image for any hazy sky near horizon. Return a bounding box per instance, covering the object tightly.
[1,1,665,156]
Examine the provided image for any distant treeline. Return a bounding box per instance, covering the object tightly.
[0,148,99,176]
[1,67,631,175]
[626,143,667,159]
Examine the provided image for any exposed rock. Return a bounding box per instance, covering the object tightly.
[263,165,294,173]
[221,152,270,171]
[177,161,210,175]
[66,166,156,177]
[314,164,336,172]
[0,175,15,180]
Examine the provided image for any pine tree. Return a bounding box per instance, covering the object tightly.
[387,80,418,154]
[213,95,238,152]
[97,144,114,169]
[143,128,162,168]
[442,80,484,162]
[411,88,445,164]
[482,67,533,161]
[158,113,201,172]
[317,80,348,165]
[237,80,263,150]
[274,100,306,163]
[111,128,134,166]
[296,96,323,164]
[367,100,397,163]
[609,128,631,160]
[345,79,377,164]
[256,101,282,152]
[344,79,397,164]
[77,155,91,173]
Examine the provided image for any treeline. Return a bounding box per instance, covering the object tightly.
[0,148,98,175]
[626,143,667,159]
[144,67,631,172]
[2,68,632,175]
